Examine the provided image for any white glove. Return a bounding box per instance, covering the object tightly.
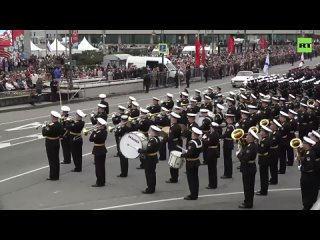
[235,123,239,128]
[202,135,207,139]
[90,114,94,117]
[112,114,115,118]
[182,149,188,153]
[298,165,301,171]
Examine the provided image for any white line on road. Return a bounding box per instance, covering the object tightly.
[0,81,230,126]
[0,144,116,183]
[94,188,301,210]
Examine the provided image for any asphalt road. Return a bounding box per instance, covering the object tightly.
[1,59,319,210]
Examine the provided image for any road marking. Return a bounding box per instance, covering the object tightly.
[94,188,301,210]
[0,81,230,126]
[0,144,116,183]
[0,133,43,143]
[0,143,11,149]
[5,122,43,131]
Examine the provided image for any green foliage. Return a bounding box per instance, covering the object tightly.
[72,51,104,67]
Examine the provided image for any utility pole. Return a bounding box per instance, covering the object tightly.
[55,30,58,56]
[102,30,106,54]
[244,30,247,52]
[68,30,73,102]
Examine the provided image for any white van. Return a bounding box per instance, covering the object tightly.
[126,56,184,81]
[181,45,212,56]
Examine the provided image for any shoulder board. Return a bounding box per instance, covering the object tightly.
[190,139,203,149]
[49,123,54,126]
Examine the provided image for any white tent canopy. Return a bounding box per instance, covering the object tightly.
[50,38,68,51]
[77,37,99,51]
[31,41,45,51]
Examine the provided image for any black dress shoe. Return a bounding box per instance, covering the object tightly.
[71,169,81,172]
[46,178,59,181]
[184,195,198,200]
[286,163,293,166]
[117,174,127,178]
[256,191,268,196]
[165,179,178,183]
[136,166,144,170]
[278,171,285,174]
[91,184,105,187]
[269,182,278,185]
[201,162,208,165]
[238,203,253,209]
[60,161,71,164]
[206,186,217,189]
[220,175,232,179]
[142,190,154,194]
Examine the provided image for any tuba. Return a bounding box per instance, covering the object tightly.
[259,119,269,127]
[249,126,259,134]
[307,99,315,108]
[231,128,244,140]
[290,138,302,149]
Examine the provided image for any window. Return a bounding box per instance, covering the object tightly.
[105,35,119,44]
[134,34,150,44]
[187,34,196,45]
[121,34,133,44]
[165,35,176,44]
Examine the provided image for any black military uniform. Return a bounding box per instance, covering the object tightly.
[60,114,71,164]
[115,121,132,177]
[199,115,213,165]
[147,103,161,114]
[42,121,64,180]
[314,105,320,131]
[187,104,200,115]
[194,93,202,103]
[298,107,309,139]
[181,138,203,200]
[201,101,213,111]
[66,119,85,172]
[300,146,319,210]
[271,101,280,118]
[220,124,234,178]
[183,121,199,147]
[154,113,170,160]
[91,111,108,125]
[260,104,271,120]
[269,130,281,184]
[308,107,317,132]
[287,117,298,166]
[238,117,251,133]
[203,128,220,189]
[100,99,109,116]
[161,98,174,111]
[138,135,161,193]
[129,108,140,118]
[179,110,188,126]
[136,117,153,169]
[257,135,271,195]
[236,101,247,122]
[214,111,224,135]
[89,127,108,187]
[238,141,258,208]
[167,123,182,183]
[227,104,237,116]
[278,120,291,174]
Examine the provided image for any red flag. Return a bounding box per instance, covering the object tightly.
[0,47,11,58]
[201,39,206,64]
[195,37,200,67]
[260,36,267,49]
[71,30,79,45]
[227,35,235,53]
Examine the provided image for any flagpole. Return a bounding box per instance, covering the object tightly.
[55,30,58,56]
[45,30,47,55]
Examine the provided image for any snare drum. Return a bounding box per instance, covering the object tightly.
[120,131,148,159]
[168,150,184,169]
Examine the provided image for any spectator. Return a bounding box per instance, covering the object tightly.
[36,78,43,103]
[50,79,58,102]
[107,69,113,81]
[53,67,62,81]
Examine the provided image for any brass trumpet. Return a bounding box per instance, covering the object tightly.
[36,121,48,129]
[82,126,97,136]
[249,126,259,134]
[259,119,269,127]
[290,138,302,149]
[231,128,244,140]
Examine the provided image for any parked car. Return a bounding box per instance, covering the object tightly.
[231,71,254,88]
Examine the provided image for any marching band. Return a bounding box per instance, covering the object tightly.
[40,68,320,209]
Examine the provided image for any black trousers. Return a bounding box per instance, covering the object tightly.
[207,152,218,188]
[223,147,233,177]
[203,147,208,164]
[242,171,256,207]
[279,141,289,173]
[51,91,57,102]
[186,166,199,198]
[145,84,150,93]
[286,144,294,166]
[94,154,106,186]
[159,140,167,160]
[186,78,190,88]
[119,153,128,176]
[259,164,269,194]
[115,136,120,154]
[45,139,60,180]
[71,137,83,171]
[300,171,319,210]
[61,136,71,163]
[144,158,157,192]
[269,150,279,184]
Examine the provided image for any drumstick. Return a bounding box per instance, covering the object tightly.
[176,145,187,152]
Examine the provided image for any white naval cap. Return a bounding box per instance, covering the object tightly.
[161,107,169,112]
[240,88,246,92]
[153,97,160,101]
[300,102,307,107]
[174,106,182,110]
[170,112,181,119]
[312,130,320,140]
[61,106,70,112]
[121,115,128,120]
[272,97,279,101]
[229,91,236,96]
[208,87,213,90]
[279,111,289,117]
[217,104,225,110]
[250,93,257,99]
[289,94,295,99]
[98,103,106,108]
[303,136,316,146]
[51,111,61,118]
[216,93,222,97]
[247,105,258,109]
[249,128,259,140]
[118,105,127,110]
[261,99,271,103]
[288,109,298,115]
[195,89,201,93]
[76,109,86,118]
[271,119,282,128]
[200,109,209,113]
[99,94,106,99]
[140,108,150,114]
[97,117,107,126]
[226,97,235,102]
[240,94,247,100]
[129,96,136,101]
[259,93,265,98]
[150,125,161,132]
[225,113,236,117]
[279,97,286,101]
[205,96,212,100]
[190,98,197,103]
[132,101,139,107]
[181,92,189,97]
[187,113,197,117]
[261,125,272,133]
[241,110,250,115]
[166,93,173,98]
[192,127,203,135]
[211,122,219,127]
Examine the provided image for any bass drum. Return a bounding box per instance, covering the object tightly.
[120,131,148,159]
[195,111,215,127]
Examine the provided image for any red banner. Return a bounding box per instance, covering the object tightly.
[260,36,267,49]
[71,30,78,44]
[227,35,235,53]
[0,30,12,47]
[195,37,200,67]
[201,39,206,65]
